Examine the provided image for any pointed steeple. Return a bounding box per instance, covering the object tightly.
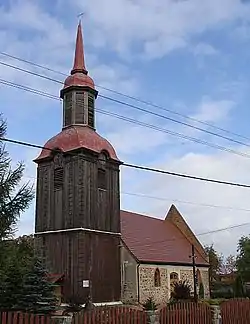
[60,22,98,129]
[71,22,87,75]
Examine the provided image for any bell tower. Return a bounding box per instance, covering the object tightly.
[34,22,122,304]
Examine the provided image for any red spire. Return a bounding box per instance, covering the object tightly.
[71,22,87,75]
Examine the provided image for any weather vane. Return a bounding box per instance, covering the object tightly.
[77,12,85,23]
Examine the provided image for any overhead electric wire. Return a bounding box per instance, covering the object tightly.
[130,221,250,249]
[121,192,250,212]
[1,134,250,189]
[1,50,250,142]
[1,78,250,160]
[0,59,250,150]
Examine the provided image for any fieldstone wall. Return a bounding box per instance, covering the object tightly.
[139,266,169,305]
[138,265,210,304]
[180,269,194,288]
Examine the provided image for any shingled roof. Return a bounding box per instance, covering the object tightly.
[120,205,209,266]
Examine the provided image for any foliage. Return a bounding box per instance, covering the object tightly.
[203,298,227,306]
[236,236,250,283]
[171,280,192,301]
[16,259,57,314]
[221,255,236,274]
[210,281,234,299]
[233,275,245,298]
[199,282,205,299]
[0,117,34,240]
[204,245,223,283]
[142,297,158,311]
[0,235,35,310]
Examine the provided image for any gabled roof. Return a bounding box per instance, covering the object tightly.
[120,206,209,266]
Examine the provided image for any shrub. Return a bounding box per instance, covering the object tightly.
[171,280,192,301]
[142,297,158,311]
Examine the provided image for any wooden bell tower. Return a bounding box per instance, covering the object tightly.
[34,22,122,304]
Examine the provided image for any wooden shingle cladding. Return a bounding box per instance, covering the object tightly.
[35,149,121,303]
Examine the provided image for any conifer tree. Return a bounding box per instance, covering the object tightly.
[17,259,57,314]
[0,115,34,310]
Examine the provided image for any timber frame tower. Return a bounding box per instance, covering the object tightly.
[34,22,122,304]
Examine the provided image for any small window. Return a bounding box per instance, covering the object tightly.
[88,95,94,128]
[170,272,179,292]
[64,93,72,126]
[154,268,161,287]
[54,168,64,190]
[98,169,106,190]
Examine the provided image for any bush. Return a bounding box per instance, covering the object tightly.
[142,297,158,311]
[171,280,192,301]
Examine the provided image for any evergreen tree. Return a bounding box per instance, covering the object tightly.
[0,116,34,241]
[198,282,205,299]
[0,114,34,310]
[17,259,57,314]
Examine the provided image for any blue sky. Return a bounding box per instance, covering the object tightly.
[1,0,250,256]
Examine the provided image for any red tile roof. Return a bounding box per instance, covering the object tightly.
[120,210,209,266]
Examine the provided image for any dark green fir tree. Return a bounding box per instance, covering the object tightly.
[17,259,57,314]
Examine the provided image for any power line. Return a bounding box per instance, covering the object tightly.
[2,136,250,189]
[1,59,250,150]
[1,78,250,160]
[20,171,250,212]
[122,192,250,213]
[99,94,250,149]
[130,220,250,249]
[1,50,250,142]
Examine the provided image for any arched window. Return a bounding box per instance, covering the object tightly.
[170,272,179,291]
[154,268,161,287]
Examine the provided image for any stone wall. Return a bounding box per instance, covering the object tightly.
[120,244,210,305]
[139,266,168,305]
[138,265,210,304]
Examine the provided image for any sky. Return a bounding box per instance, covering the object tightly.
[1,0,250,256]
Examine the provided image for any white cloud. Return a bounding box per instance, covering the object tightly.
[127,147,250,256]
[73,0,250,59]
[192,43,218,56]
[191,97,235,124]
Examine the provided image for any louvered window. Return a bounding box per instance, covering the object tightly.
[98,169,106,190]
[75,91,85,124]
[54,168,64,190]
[64,93,72,126]
[88,95,94,128]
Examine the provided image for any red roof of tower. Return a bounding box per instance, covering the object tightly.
[34,126,119,162]
[62,22,95,92]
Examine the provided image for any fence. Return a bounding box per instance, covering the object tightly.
[221,298,250,324]
[0,312,54,324]
[160,302,212,324]
[72,307,147,324]
[0,308,147,324]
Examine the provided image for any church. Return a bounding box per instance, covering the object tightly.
[34,22,210,306]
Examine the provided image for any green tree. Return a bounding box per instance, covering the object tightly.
[199,282,205,299]
[0,235,35,310]
[0,117,34,240]
[204,245,222,282]
[17,259,57,314]
[236,236,250,282]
